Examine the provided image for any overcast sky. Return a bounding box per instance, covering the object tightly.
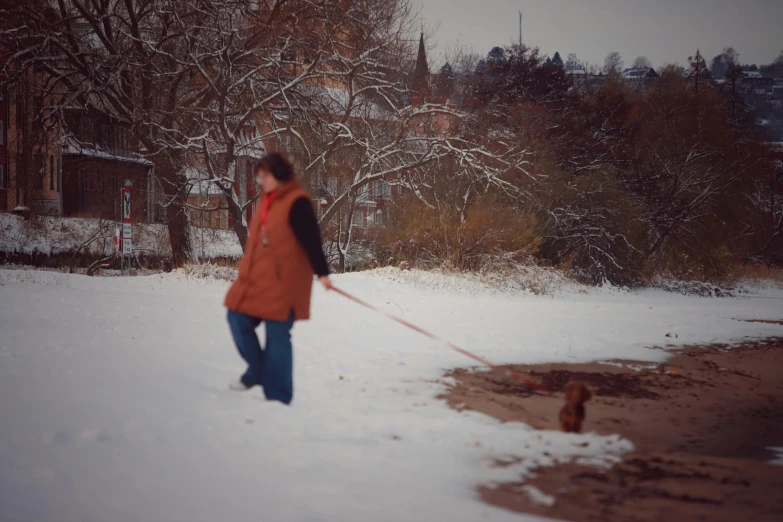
[419,0,782,69]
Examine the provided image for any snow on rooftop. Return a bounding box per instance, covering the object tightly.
[62,137,152,167]
[621,67,657,79]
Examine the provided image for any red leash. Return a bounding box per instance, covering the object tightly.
[330,286,549,393]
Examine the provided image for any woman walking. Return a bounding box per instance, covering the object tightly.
[224,152,331,404]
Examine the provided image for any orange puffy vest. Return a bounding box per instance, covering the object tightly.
[224,181,315,321]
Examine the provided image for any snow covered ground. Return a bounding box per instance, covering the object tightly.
[1,268,782,522]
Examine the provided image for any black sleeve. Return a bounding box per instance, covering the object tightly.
[289,197,330,277]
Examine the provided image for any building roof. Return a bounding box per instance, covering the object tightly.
[742,70,763,79]
[61,137,152,167]
[621,67,659,80]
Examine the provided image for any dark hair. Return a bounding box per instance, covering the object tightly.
[256,152,295,182]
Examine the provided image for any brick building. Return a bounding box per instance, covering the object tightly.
[1,78,153,221]
[0,87,7,212]
[60,109,152,221]
[2,69,63,216]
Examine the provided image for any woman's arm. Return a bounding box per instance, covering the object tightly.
[289,197,331,278]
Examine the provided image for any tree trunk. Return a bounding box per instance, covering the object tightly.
[226,194,249,251]
[338,247,346,273]
[154,154,192,267]
[167,200,191,267]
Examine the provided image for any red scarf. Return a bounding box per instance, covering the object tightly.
[261,191,277,226]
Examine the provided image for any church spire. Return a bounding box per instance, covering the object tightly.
[411,29,429,97]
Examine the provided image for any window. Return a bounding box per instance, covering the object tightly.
[376,181,392,200]
[56,157,61,192]
[282,46,296,62]
[117,127,129,155]
[33,154,44,189]
[375,209,383,226]
[49,157,54,190]
[0,165,4,188]
[32,96,42,122]
[16,95,25,131]
[79,116,95,144]
[326,177,338,195]
[97,124,105,147]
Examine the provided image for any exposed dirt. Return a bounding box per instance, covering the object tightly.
[440,336,783,522]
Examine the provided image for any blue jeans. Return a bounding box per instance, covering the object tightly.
[227,310,295,404]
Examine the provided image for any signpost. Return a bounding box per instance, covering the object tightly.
[120,180,133,275]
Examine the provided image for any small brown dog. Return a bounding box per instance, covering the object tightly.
[559,381,592,433]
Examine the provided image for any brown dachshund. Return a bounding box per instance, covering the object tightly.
[559,381,592,433]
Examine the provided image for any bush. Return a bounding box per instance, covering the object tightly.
[371,194,539,271]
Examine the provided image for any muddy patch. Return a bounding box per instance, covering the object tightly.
[441,337,783,522]
[529,369,663,399]
[480,453,783,522]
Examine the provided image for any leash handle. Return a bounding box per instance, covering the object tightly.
[330,286,549,393]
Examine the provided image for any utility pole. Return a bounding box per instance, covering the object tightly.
[518,11,523,46]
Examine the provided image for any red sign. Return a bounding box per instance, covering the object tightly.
[122,188,132,223]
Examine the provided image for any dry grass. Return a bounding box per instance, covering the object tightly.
[179,263,238,281]
[730,263,783,289]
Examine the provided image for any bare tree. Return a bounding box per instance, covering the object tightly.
[710,47,740,79]
[441,43,482,89]
[565,53,581,72]
[632,56,652,69]
[603,52,624,74]
[188,1,534,263]
[1,0,219,265]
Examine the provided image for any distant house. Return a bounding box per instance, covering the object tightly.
[621,67,659,90]
[311,28,454,231]
[683,65,713,85]
[621,67,659,81]
[740,71,774,96]
[566,69,604,94]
